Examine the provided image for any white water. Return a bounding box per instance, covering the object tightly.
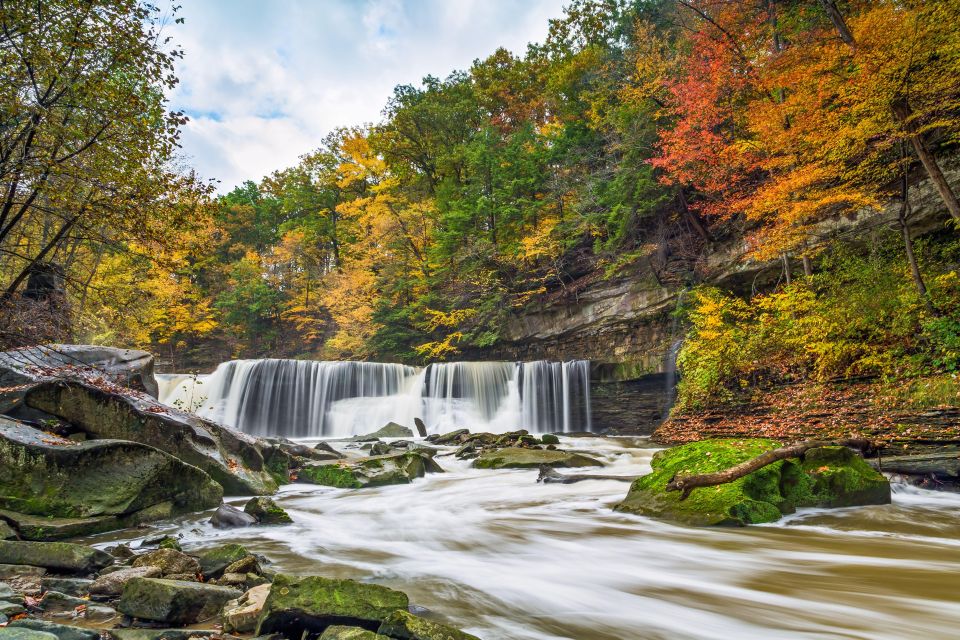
[81,437,960,639]
[157,359,592,437]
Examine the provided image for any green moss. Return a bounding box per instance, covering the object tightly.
[298,464,362,489]
[377,610,480,640]
[473,447,604,469]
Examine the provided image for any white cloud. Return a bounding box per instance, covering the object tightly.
[164,0,567,191]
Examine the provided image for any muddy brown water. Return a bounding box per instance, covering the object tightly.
[79,437,960,640]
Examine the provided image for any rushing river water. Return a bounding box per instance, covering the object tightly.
[81,437,960,640]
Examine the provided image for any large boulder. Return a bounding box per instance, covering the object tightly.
[222,583,270,633]
[0,417,222,539]
[24,380,278,496]
[353,423,414,440]
[244,497,292,524]
[0,345,158,398]
[255,574,409,636]
[0,541,112,574]
[118,578,241,624]
[378,610,481,640]
[615,439,891,526]
[209,504,257,529]
[320,627,391,640]
[297,452,440,488]
[472,447,603,470]
[131,549,200,577]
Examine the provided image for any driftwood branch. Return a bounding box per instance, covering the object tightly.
[666,439,875,500]
[537,465,636,484]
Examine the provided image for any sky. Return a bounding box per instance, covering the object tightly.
[164,0,568,191]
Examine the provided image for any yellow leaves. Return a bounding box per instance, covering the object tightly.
[414,332,465,361]
[422,308,477,331]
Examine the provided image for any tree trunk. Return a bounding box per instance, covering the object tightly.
[899,170,937,316]
[802,254,813,277]
[891,98,960,221]
[818,0,856,48]
[782,253,792,285]
[679,189,712,242]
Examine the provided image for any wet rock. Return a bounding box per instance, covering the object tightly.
[24,380,278,496]
[357,423,414,439]
[0,600,25,616]
[377,610,481,640]
[540,434,560,445]
[615,439,891,526]
[0,581,16,600]
[210,504,257,529]
[0,628,59,640]
[6,619,100,640]
[107,629,233,640]
[243,497,292,525]
[0,564,45,579]
[131,549,200,577]
[0,520,15,540]
[312,441,343,457]
[0,541,113,574]
[90,566,162,596]
[414,418,428,438]
[297,452,441,488]
[368,442,393,456]
[38,590,87,614]
[40,577,91,597]
[472,447,603,470]
[82,603,118,622]
[118,577,242,624]
[106,545,135,561]
[223,556,260,576]
[197,544,249,579]
[156,537,182,552]
[222,583,270,633]
[425,429,469,445]
[320,626,391,639]
[268,439,341,463]
[255,574,409,636]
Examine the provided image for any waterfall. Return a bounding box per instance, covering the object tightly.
[160,358,592,438]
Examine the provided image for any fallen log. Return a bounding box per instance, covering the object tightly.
[537,465,635,484]
[666,438,875,500]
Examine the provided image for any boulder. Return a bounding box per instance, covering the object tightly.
[106,631,230,640]
[0,600,26,616]
[615,439,891,526]
[210,504,257,529]
[377,610,481,640]
[222,556,260,576]
[0,520,15,540]
[0,541,112,574]
[320,627,391,640]
[413,418,428,438]
[255,574,409,636]
[540,434,560,445]
[222,583,270,633]
[90,566,162,596]
[0,417,222,538]
[0,629,59,640]
[118,577,242,624]
[355,423,414,440]
[367,442,393,456]
[0,581,16,600]
[297,452,440,488]
[425,429,469,445]
[37,590,87,614]
[0,564,45,579]
[472,447,603,470]
[244,497,292,524]
[24,380,278,496]
[131,549,200,576]
[6,620,100,640]
[197,544,249,579]
[39,577,91,596]
[266,439,342,463]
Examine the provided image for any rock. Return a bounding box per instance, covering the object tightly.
[0,599,26,616]
[472,447,603,469]
[0,417,222,539]
[540,434,560,445]
[413,418,428,438]
[222,583,270,633]
[163,573,198,582]
[267,439,342,462]
[244,497,292,525]
[107,630,231,640]
[614,439,891,526]
[156,536,182,552]
[357,423,414,440]
[197,544,249,579]
[223,556,260,576]
[0,521,15,540]
[82,603,117,622]
[24,380,278,496]
[0,564,45,579]
[131,549,200,576]
[377,610,481,640]
[255,574,409,636]
[320,627,391,640]
[0,581,16,600]
[106,544,135,560]
[312,441,343,456]
[0,541,113,574]
[0,344,159,398]
[0,628,59,640]
[118,577,242,624]
[297,452,440,488]
[90,566,162,596]
[368,442,393,456]
[40,577,91,596]
[7,620,100,640]
[425,429,469,445]
[38,590,87,614]
[210,504,257,529]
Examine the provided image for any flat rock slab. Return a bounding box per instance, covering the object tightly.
[472,447,604,469]
[90,566,162,596]
[107,630,232,640]
[0,345,158,398]
[6,619,101,640]
[378,610,481,640]
[118,578,241,625]
[131,549,200,576]
[39,578,91,597]
[0,541,113,574]
[0,628,60,640]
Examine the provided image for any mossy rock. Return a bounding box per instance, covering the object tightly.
[297,452,438,489]
[255,573,409,636]
[244,497,293,524]
[377,610,481,640]
[614,439,890,526]
[540,434,560,445]
[117,578,241,624]
[197,544,249,579]
[0,540,113,574]
[472,447,603,470]
[320,626,391,640]
[7,619,101,640]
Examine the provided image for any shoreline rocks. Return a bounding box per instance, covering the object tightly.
[472,447,603,470]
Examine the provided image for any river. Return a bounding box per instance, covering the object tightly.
[80,436,960,640]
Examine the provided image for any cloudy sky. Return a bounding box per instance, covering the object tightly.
[164,0,568,191]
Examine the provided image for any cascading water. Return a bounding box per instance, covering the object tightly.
[159,358,592,438]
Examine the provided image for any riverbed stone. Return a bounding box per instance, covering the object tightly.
[425,429,469,445]
[0,521,15,540]
[320,626,391,640]
[356,423,414,440]
[244,497,292,524]
[118,577,242,624]
[0,541,113,574]
[540,434,560,445]
[0,564,45,579]
[131,549,200,576]
[472,447,603,469]
[0,628,59,640]
[297,451,440,488]
[40,577,91,597]
[90,566,162,596]
[38,590,87,614]
[107,630,230,640]
[222,583,270,633]
[210,504,257,529]
[7,619,100,640]
[377,610,481,640]
[197,544,249,579]
[255,573,409,636]
[615,439,891,526]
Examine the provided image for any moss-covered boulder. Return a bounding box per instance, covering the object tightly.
[197,544,249,579]
[24,380,278,496]
[297,452,440,488]
[118,578,241,624]
[0,418,222,539]
[255,574,409,636]
[0,628,59,640]
[244,496,292,524]
[131,549,200,577]
[6,619,101,640]
[614,439,891,526]
[0,541,113,574]
[377,610,480,640]
[354,423,414,440]
[320,626,391,639]
[472,447,603,470]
